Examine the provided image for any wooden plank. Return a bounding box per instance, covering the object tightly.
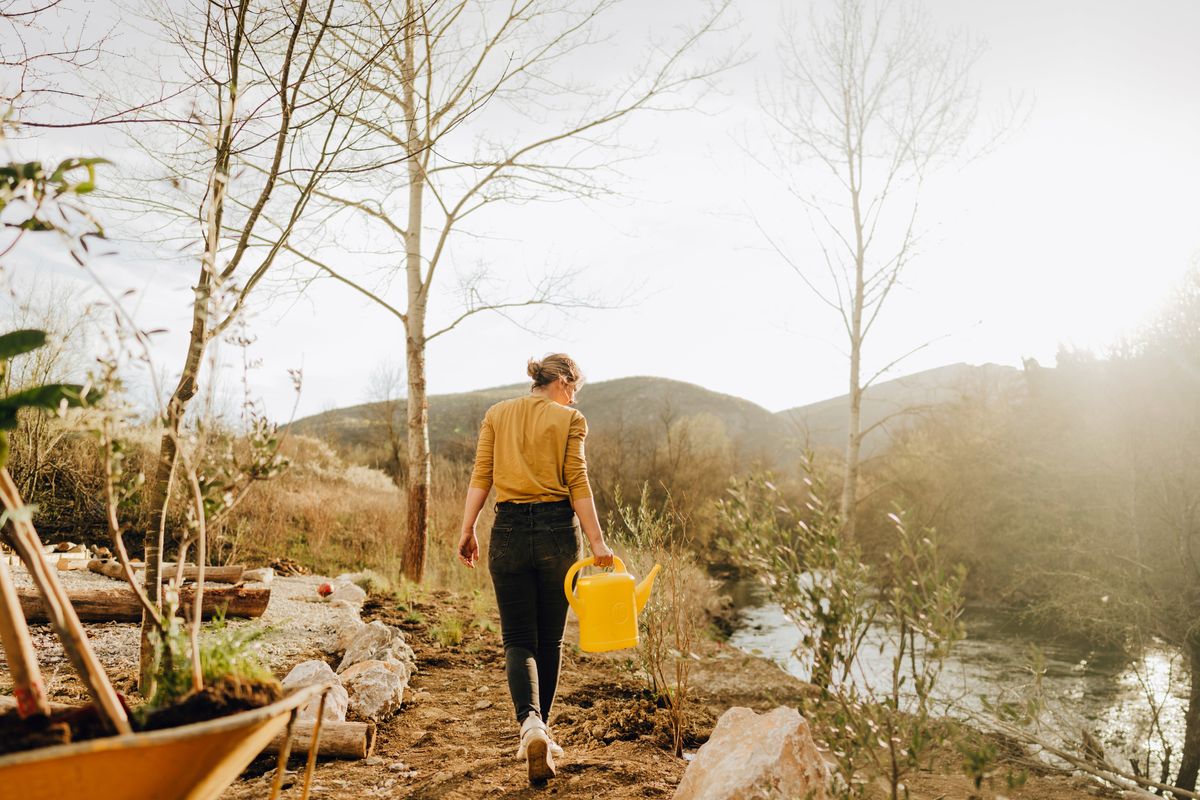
[15,585,271,623]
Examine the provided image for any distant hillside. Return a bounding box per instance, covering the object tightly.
[294,376,788,462]
[776,363,1022,455]
[294,364,1021,463]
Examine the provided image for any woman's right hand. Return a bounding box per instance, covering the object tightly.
[590,539,614,569]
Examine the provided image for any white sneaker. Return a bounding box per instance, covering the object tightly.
[545,727,565,759]
[516,716,556,783]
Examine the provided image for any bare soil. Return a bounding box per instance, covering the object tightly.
[140,674,284,731]
[221,589,1111,800]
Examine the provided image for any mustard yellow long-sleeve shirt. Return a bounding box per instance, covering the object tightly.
[469,394,592,503]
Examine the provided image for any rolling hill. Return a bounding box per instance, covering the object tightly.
[294,362,1021,464]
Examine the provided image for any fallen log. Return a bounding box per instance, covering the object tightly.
[86,559,245,585]
[264,719,376,760]
[0,697,375,760]
[17,585,270,622]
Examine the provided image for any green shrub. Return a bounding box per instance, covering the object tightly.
[150,614,277,709]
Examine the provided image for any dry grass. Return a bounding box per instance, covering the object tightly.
[9,422,497,604]
[212,436,496,600]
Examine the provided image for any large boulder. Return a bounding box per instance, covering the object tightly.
[673,706,829,800]
[281,659,348,722]
[344,662,406,720]
[338,620,416,679]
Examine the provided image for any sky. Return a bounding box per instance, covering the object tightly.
[4,0,1200,421]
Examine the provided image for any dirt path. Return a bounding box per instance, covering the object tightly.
[227,588,708,799]
[223,588,1110,800]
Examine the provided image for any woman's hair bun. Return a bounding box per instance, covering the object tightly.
[527,353,582,389]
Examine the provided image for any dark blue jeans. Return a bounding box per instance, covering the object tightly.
[488,499,581,725]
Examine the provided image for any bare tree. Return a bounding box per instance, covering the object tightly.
[0,0,110,124]
[290,0,734,582]
[109,0,393,691]
[762,0,984,538]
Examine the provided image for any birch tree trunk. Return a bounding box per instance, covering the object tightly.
[840,162,868,537]
[399,0,430,583]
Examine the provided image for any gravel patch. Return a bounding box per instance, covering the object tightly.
[0,562,348,693]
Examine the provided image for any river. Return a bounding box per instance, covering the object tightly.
[726,579,1189,769]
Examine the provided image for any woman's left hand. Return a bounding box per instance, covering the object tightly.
[457,529,479,568]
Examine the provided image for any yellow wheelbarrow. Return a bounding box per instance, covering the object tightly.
[0,682,335,800]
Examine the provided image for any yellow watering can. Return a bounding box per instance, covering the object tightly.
[564,556,661,653]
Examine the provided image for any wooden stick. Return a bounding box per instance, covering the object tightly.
[0,467,132,735]
[299,691,327,800]
[269,708,299,800]
[16,585,271,623]
[0,554,48,718]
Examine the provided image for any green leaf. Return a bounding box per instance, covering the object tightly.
[0,329,48,361]
[0,383,99,429]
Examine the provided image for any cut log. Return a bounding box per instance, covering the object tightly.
[86,560,245,585]
[0,698,375,760]
[163,563,245,584]
[264,719,376,760]
[16,585,270,622]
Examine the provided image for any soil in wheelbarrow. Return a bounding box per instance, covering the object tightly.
[0,674,282,757]
[0,710,72,754]
[0,691,135,755]
[139,674,283,731]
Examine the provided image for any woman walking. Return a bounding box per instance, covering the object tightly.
[456,353,615,783]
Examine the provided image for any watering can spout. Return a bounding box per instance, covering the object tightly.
[634,563,662,615]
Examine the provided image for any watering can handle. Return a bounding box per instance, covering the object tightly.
[563,555,626,616]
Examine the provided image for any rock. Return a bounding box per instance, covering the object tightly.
[281,660,348,722]
[242,567,274,584]
[339,620,417,677]
[673,706,829,800]
[389,761,408,772]
[343,662,406,720]
[282,659,338,688]
[331,601,366,651]
[340,659,406,682]
[328,581,368,607]
[473,699,493,711]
